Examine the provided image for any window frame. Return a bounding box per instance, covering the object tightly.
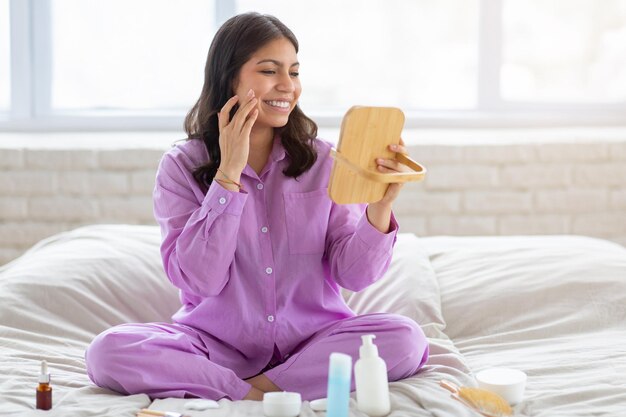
[2,0,626,132]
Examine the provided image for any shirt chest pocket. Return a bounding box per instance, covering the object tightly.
[283,189,332,255]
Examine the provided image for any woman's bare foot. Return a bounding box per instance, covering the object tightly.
[243,386,265,400]
[245,374,282,393]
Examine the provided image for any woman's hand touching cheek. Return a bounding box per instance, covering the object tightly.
[217,89,259,180]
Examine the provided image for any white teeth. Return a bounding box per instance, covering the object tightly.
[266,100,290,108]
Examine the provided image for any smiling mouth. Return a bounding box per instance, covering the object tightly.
[264,100,291,109]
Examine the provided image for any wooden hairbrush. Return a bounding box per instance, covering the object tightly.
[440,379,513,417]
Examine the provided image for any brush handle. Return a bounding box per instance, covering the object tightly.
[137,410,184,417]
[439,380,460,394]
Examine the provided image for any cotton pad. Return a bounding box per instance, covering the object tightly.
[183,399,220,411]
[309,398,327,411]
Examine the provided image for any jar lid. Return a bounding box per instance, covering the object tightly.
[476,367,527,385]
[263,391,301,404]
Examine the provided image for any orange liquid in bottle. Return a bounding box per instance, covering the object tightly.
[36,382,52,410]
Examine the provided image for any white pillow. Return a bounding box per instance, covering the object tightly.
[425,235,626,341]
[344,234,447,339]
[0,224,180,342]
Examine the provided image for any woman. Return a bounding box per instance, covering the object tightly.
[86,12,428,402]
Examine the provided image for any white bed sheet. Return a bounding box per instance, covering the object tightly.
[0,225,624,416]
[426,235,626,416]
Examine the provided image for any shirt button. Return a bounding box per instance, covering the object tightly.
[265,267,273,275]
[261,226,268,233]
[267,315,275,322]
[256,183,264,190]
[218,197,226,205]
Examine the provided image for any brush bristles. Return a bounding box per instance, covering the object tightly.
[458,387,513,417]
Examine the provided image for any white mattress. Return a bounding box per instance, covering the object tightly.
[0,225,624,416]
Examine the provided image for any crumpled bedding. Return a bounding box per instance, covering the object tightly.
[425,236,626,416]
[0,225,624,416]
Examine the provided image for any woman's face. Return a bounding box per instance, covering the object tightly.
[233,37,301,130]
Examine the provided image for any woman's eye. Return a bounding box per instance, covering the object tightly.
[290,72,299,77]
[260,70,276,75]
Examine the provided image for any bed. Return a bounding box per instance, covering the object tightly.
[1,224,625,416]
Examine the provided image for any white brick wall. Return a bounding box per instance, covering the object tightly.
[391,135,626,244]
[1,130,625,265]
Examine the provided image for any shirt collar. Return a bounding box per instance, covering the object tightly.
[241,133,287,179]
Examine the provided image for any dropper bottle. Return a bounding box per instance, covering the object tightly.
[36,360,52,410]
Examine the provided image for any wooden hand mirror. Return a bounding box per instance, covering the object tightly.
[329,106,426,204]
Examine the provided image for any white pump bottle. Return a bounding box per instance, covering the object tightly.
[354,334,391,416]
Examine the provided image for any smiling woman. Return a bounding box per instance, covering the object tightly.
[84,11,429,404]
[182,13,317,188]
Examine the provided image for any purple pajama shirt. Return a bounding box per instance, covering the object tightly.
[85,137,428,401]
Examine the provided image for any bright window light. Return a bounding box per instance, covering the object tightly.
[50,0,216,111]
[0,0,10,112]
[502,0,626,103]
[2,1,626,129]
[236,0,479,112]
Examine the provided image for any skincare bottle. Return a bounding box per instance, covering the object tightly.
[36,360,52,410]
[326,352,352,417]
[355,335,390,416]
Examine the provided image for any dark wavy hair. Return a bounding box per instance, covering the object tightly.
[184,12,318,190]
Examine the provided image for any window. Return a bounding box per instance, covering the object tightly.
[2,0,626,130]
[502,0,626,103]
[50,0,215,112]
[0,0,10,113]
[237,0,479,112]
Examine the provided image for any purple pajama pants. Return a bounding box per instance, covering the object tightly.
[85,313,429,401]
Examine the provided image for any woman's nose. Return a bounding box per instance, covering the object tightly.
[276,72,295,92]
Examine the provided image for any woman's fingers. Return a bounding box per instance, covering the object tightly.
[380,138,410,172]
[232,94,259,132]
[219,90,258,138]
[376,158,410,173]
[376,138,408,204]
[241,109,259,138]
[219,95,239,131]
[389,141,408,155]
[217,90,258,173]
[377,165,396,173]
